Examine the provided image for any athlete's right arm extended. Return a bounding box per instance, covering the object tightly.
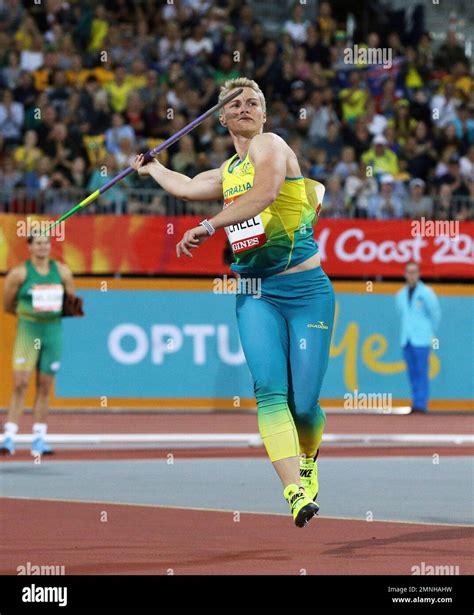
[132,154,223,201]
[3,266,25,314]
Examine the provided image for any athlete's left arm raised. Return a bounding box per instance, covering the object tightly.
[209,133,287,230]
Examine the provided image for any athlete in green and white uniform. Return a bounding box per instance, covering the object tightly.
[1,235,75,456]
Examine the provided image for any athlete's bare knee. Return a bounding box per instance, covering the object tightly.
[13,372,30,393]
[36,374,53,397]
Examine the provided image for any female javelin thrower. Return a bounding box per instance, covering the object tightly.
[132,78,335,528]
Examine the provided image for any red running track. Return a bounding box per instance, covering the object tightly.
[1,410,472,434]
[1,498,472,575]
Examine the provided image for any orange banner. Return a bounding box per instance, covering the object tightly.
[1,214,473,277]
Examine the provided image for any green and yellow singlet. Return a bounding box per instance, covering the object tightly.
[221,150,325,276]
[16,260,64,322]
[13,260,65,375]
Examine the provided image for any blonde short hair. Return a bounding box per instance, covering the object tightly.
[218,78,266,113]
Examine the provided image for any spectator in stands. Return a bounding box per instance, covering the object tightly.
[345,116,372,159]
[317,1,336,46]
[124,92,146,139]
[404,178,433,219]
[246,22,267,67]
[436,154,470,195]
[434,184,454,220]
[14,14,39,54]
[105,113,135,154]
[453,104,474,145]
[303,25,330,68]
[254,40,281,93]
[171,135,197,175]
[88,4,109,53]
[460,144,474,181]
[43,169,72,216]
[35,157,53,192]
[308,148,328,182]
[375,78,400,119]
[286,80,308,119]
[19,34,44,72]
[323,175,348,218]
[339,72,369,126]
[389,99,417,146]
[417,32,434,71]
[345,161,378,218]
[214,52,240,85]
[0,157,23,200]
[307,89,337,144]
[384,125,401,156]
[333,146,358,180]
[48,70,72,117]
[42,122,78,173]
[283,3,310,44]
[13,71,38,109]
[114,137,136,170]
[365,99,388,138]
[400,47,426,93]
[316,121,343,165]
[404,134,435,181]
[207,135,230,168]
[362,135,399,178]
[1,51,22,89]
[157,21,184,71]
[13,130,42,172]
[0,90,24,145]
[293,46,311,81]
[430,82,460,129]
[183,23,213,61]
[105,65,133,113]
[138,70,162,111]
[87,153,126,213]
[434,30,468,71]
[367,174,403,219]
[69,156,88,190]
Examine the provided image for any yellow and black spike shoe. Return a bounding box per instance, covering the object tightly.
[283,484,319,528]
[299,454,319,501]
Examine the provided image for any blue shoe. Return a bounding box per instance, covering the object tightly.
[31,437,54,456]
[0,436,15,455]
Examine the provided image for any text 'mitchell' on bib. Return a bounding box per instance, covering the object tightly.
[31,284,64,313]
[223,195,267,253]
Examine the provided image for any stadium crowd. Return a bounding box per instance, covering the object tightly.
[0,0,473,220]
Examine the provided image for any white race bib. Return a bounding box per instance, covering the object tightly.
[225,215,267,253]
[31,284,64,313]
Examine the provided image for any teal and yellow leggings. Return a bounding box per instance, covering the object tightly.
[236,266,335,461]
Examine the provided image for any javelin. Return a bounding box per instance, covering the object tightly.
[43,88,244,234]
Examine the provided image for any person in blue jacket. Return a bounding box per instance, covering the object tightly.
[395,262,441,413]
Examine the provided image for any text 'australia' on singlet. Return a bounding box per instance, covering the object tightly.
[16,260,64,322]
[221,151,325,276]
